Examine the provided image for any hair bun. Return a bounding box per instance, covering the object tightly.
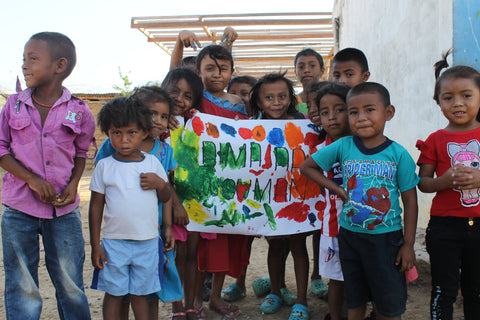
[434,49,452,80]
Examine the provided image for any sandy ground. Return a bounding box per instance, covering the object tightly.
[0,172,465,320]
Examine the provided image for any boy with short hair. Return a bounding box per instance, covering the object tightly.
[301,82,419,320]
[294,48,325,114]
[332,48,370,87]
[0,31,94,319]
[89,96,172,320]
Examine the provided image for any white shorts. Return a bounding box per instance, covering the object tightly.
[319,234,344,281]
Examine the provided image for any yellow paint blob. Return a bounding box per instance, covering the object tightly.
[246,199,261,209]
[184,199,210,224]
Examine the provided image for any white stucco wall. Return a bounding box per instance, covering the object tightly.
[333,0,453,227]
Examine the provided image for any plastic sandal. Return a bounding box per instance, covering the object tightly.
[280,287,297,306]
[310,278,328,299]
[169,312,186,320]
[252,276,271,297]
[221,283,246,302]
[288,303,310,320]
[209,303,241,319]
[185,308,205,320]
[260,293,283,314]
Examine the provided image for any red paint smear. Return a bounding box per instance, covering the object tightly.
[275,202,310,222]
[288,170,322,200]
[206,122,219,138]
[274,178,288,202]
[284,122,304,149]
[304,132,323,154]
[192,116,204,136]
[315,200,326,212]
[239,127,252,139]
[237,182,251,202]
[262,144,272,169]
[249,169,264,176]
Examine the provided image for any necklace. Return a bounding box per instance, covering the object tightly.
[31,93,53,108]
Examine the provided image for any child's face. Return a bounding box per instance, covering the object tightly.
[347,92,394,147]
[169,78,194,116]
[295,55,323,89]
[258,80,291,119]
[332,61,370,87]
[228,82,253,112]
[198,56,232,94]
[22,39,57,89]
[148,102,170,138]
[438,78,480,131]
[319,94,350,141]
[108,122,147,160]
[306,92,321,126]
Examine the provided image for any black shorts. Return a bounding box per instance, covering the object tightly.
[338,227,407,318]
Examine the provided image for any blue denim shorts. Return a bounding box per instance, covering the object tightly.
[91,237,160,296]
[338,227,407,318]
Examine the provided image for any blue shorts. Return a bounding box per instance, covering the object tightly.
[91,238,161,296]
[338,228,407,318]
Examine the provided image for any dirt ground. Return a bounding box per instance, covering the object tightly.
[0,171,465,319]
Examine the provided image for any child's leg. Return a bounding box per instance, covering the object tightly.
[267,237,284,297]
[459,220,480,319]
[311,231,321,280]
[234,236,254,291]
[347,303,367,320]
[104,293,124,320]
[1,207,43,319]
[120,297,130,320]
[173,239,187,315]
[148,299,159,320]
[185,233,201,309]
[426,217,462,319]
[289,233,309,306]
[328,279,345,320]
[130,294,149,320]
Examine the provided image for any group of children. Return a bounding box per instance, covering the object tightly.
[1,29,480,320]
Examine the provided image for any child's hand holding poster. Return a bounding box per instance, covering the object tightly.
[171,112,327,236]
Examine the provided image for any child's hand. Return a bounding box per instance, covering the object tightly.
[395,243,416,272]
[53,182,77,207]
[337,188,349,203]
[221,27,238,45]
[173,203,190,225]
[163,226,175,252]
[28,176,57,204]
[179,30,201,51]
[91,244,107,269]
[452,164,480,189]
[168,116,181,131]
[140,172,165,191]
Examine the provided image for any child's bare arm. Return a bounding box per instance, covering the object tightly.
[55,157,85,207]
[162,199,175,252]
[170,30,201,70]
[300,157,348,201]
[221,27,238,53]
[450,164,480,189]
[89,191,107,269]
[140,172,172,202]
[418,163,456,193]
[395,187,418,272]
[0,154,57,203]
[172,191,189,225]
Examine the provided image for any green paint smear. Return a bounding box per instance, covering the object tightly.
[218,143,246,169]
[264,203,277,231]
[203,201,241,227]
[202,141,216,167]
[219,178,236,201]
[254,179,271,202]
[274,147,289,167]
[250,142,260,162]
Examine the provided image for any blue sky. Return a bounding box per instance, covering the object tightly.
[0,0,333,94]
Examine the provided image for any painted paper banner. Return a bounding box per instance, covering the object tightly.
[171,112,326,236]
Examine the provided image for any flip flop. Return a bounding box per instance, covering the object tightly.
[310,278,328,299]
[280,287,297,306]
[185,308,205,320]
[169,312,186,320]
[252,276,271,297]
[260,293,283,314]
[288,303,310,320]
[209,303,241,319]
[221,283,246,302]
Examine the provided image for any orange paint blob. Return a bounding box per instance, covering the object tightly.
[288,169,322,200]
[205,122,220,138]
[292,148,306,169]
[284,122,304,149]
[252,126,266,141]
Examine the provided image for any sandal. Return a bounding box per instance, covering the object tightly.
[222,283,246,302]
[280,287,297,306]
[185,308,205,320]
[260,293,283,314]
[169,312,187,320]
[288,303,310,320]
[209,303,241,319]
[252,277,271,297]
[310,278,328,299]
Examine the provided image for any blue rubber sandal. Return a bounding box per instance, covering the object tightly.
[288,303,310,320]
[252,277,271,297]
[221,283,246,302]
[311,278,328,299]
[280,287,297,306]
[260,293,282,314]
